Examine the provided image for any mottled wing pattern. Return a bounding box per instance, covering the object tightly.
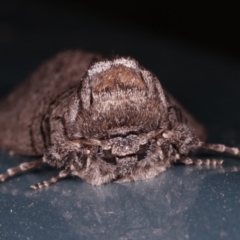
[0,50,100,155]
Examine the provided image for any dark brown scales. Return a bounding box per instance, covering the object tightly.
[0,50,239,189]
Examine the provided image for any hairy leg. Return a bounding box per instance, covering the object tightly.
[177,158,223,166]
[199,142,240,156]
[30,169,70,189]
[0,158,44,182]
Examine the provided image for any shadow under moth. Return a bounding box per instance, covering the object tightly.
[0,50,239,189]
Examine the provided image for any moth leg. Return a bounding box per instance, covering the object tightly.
[30,169,70,190]
[0,158,44,183]
[177,158,223,166]
[199,142,240,156]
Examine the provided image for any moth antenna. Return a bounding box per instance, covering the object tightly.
[199,141,240,156]
[30,169,70,190]
[0,158,44,183]
[177,158,223,166]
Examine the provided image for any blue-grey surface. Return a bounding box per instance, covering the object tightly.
[1,1,240,240]
[1,152,240,240]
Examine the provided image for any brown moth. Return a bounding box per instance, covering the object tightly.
[0,50,239,189]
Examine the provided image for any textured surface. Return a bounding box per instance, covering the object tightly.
[1,1,240,239]
[1,152,240,240]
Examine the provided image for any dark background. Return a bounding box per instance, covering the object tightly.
[2,0,240,58]
[55,0,240,59]
[1,0,240,143]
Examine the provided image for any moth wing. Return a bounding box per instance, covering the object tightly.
[0,50,100,155]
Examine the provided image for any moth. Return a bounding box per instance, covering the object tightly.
[0,50,239,189]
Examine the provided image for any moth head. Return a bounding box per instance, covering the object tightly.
[66,57,171,177]
[76,128,163,176]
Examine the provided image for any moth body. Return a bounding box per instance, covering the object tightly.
[0,50,239,189]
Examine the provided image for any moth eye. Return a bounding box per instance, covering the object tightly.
[102,149,114,158]
[102,149,117,165]
[138,144,148,154]
[136,143,149,161]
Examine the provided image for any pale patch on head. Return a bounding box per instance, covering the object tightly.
[113,58,138,69]
[88,58,139,77]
